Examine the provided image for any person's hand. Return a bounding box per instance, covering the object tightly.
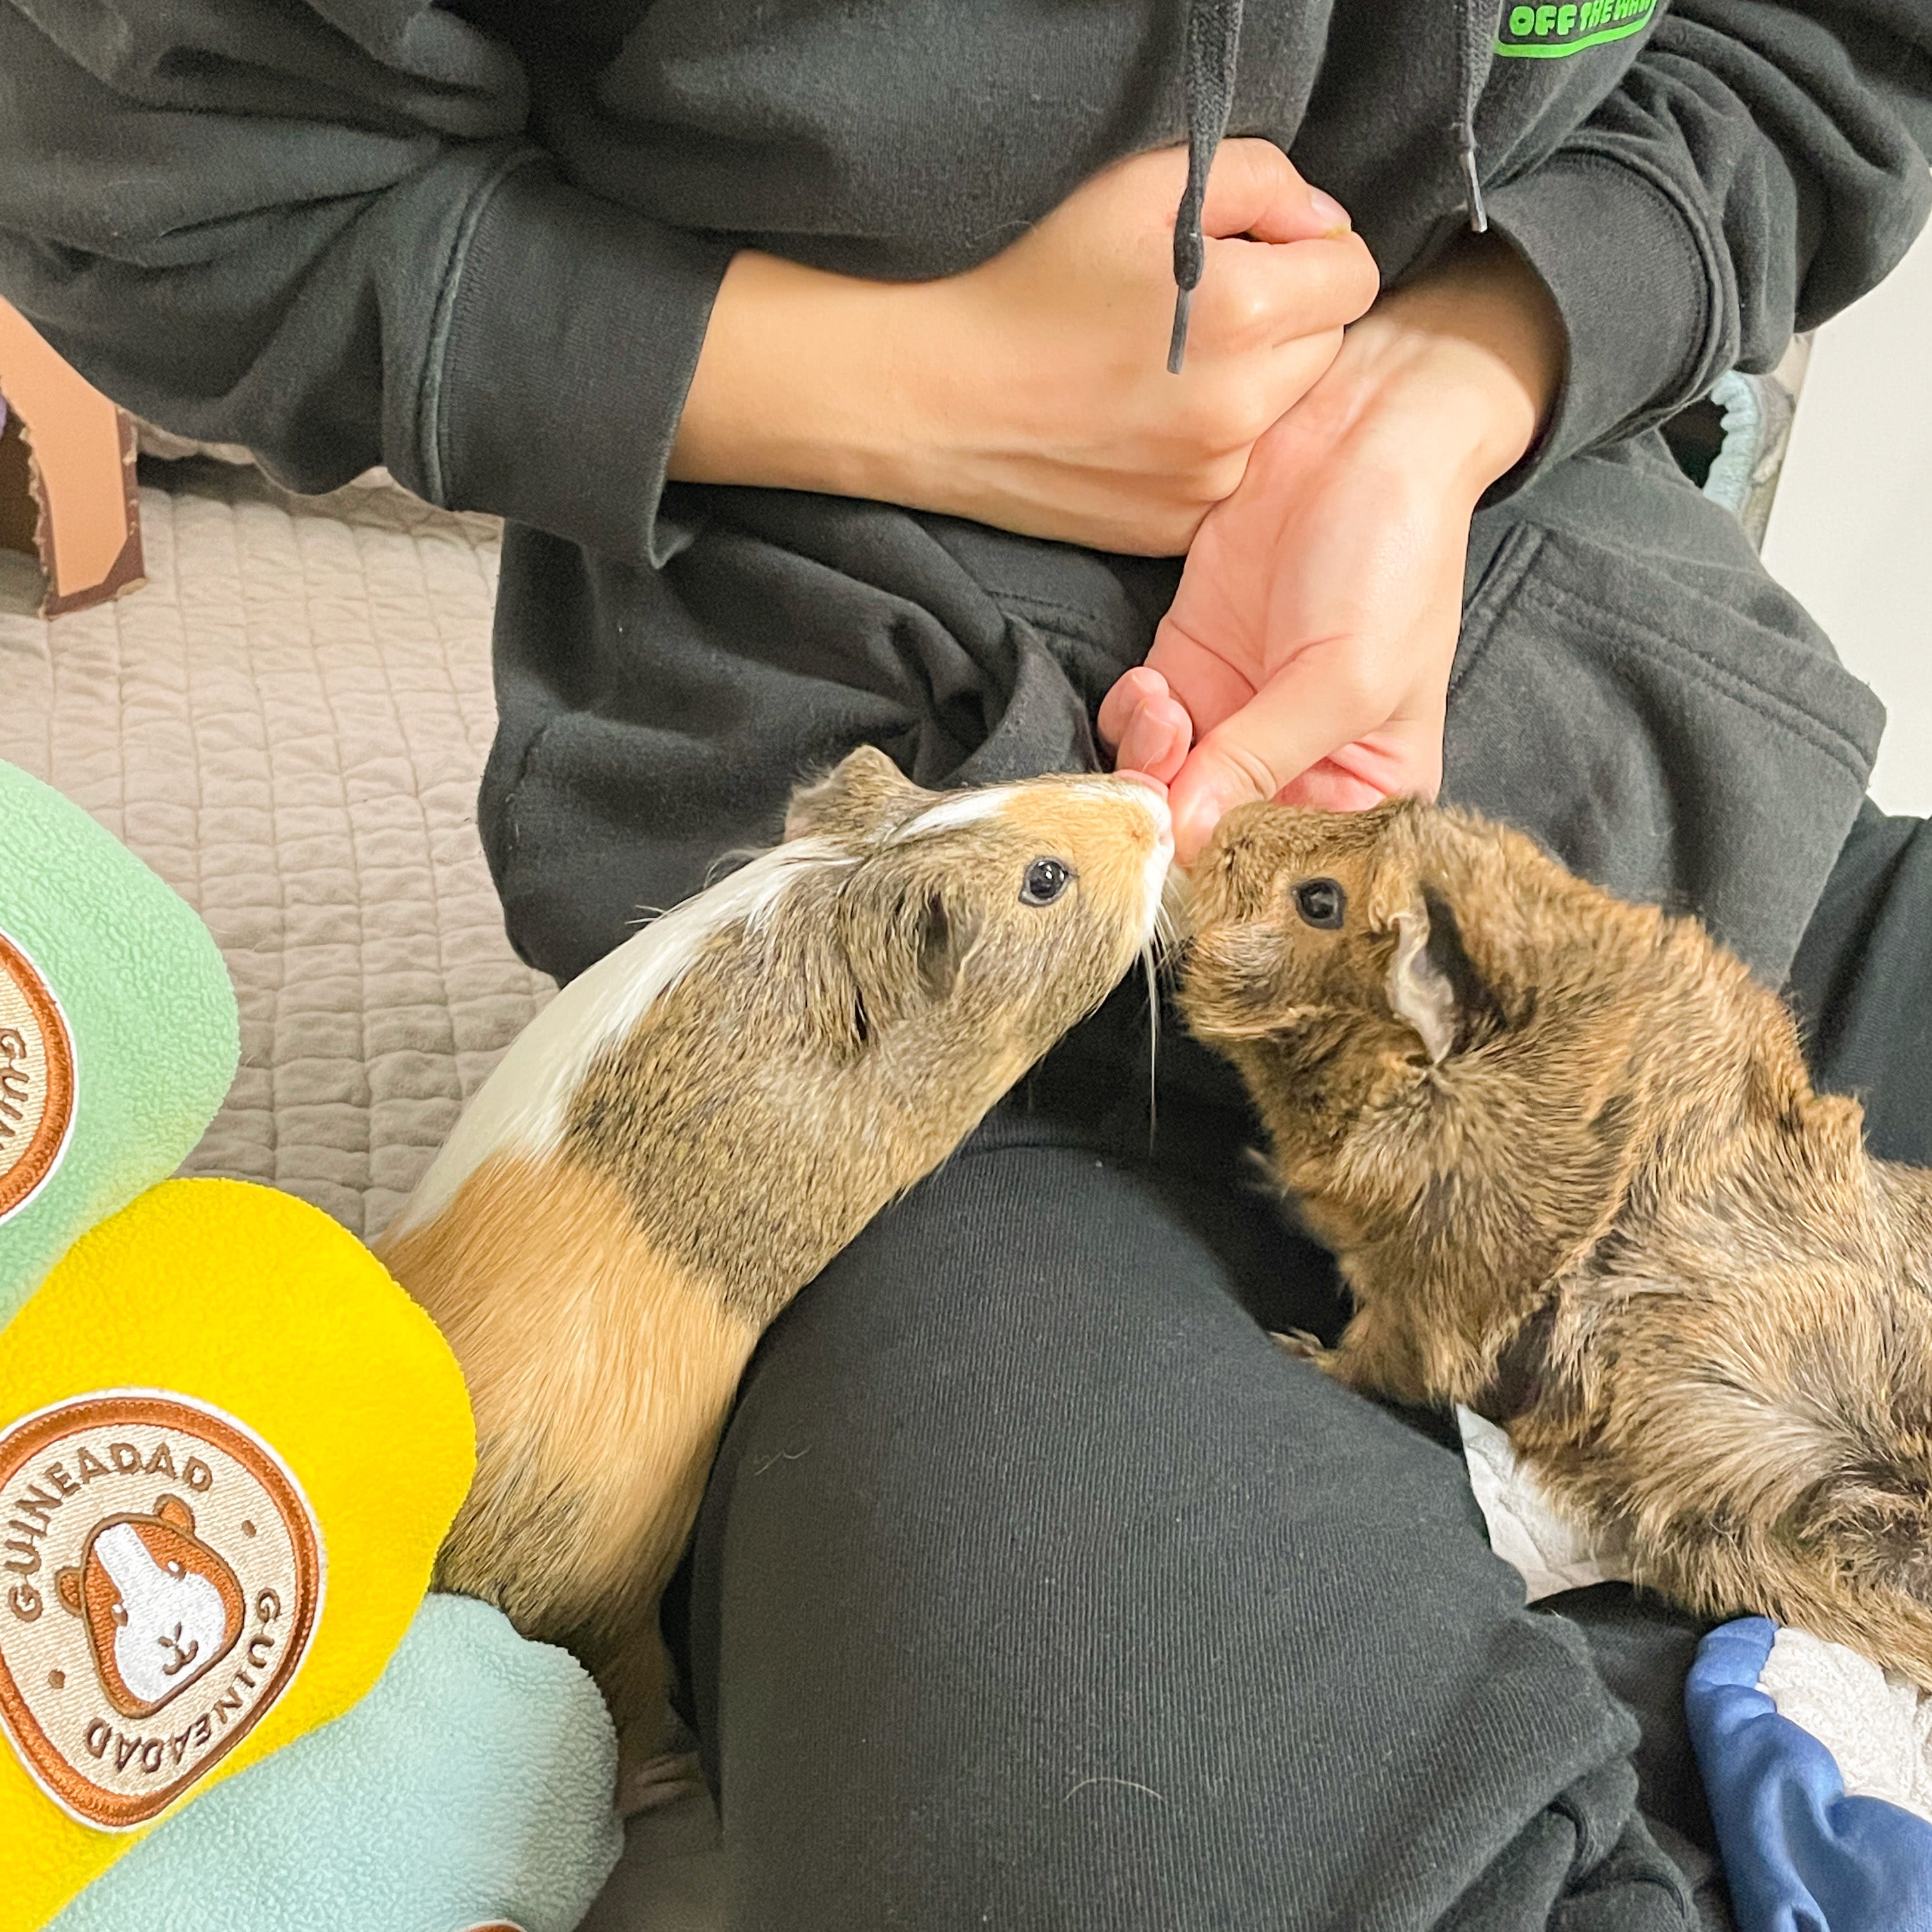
[1100,373,1479,824]
[1098,234,1565,860]
[670,142,1380,554]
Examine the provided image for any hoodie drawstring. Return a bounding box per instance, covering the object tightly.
[1454,0,1491,232]
[1166,0,1492,376]
[1168,0,1244,373]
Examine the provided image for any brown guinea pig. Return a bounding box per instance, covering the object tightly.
[377,747,1172,1745]
[1178,796,1932,1686]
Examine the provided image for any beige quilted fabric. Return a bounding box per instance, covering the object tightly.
[0,458,553,1241]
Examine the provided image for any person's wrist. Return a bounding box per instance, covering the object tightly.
[1236,341,1520,520]
[1296,233,1565,496]
[669,251,930,501]
[1347,329,1541,496]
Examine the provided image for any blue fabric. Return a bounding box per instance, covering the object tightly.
[1685,1618,1932,1932]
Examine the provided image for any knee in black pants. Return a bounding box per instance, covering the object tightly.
[676,1119,1694,1931]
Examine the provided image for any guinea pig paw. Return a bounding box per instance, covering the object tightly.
[616,1748,705,1818]
[1269,1329,1331,1366]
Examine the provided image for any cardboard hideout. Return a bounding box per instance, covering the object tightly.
[0,296,144,618]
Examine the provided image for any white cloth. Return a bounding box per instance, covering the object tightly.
[1454,1405,1631,1601]
[1456,1403,1932,1824]
[1759,1626,1932,1825]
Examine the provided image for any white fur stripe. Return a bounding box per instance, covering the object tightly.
[896,776,1169,848]
[891,787,1013,840]
[384,840,844,1239]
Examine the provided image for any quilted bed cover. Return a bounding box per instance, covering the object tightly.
[0,457,552,1243]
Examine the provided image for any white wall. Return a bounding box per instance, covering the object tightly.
[1762,212,1932,818]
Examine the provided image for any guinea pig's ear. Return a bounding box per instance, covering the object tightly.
[1387,887,1502,1064]
[917,889,983,1002]
[790,928,872,1058]
[154,1495,196,1534]
[796,880,979,1054]
[784,746,920,844]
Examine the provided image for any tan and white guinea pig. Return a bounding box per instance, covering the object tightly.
[377,747,1172,1743]
[1178,796,1932,1689]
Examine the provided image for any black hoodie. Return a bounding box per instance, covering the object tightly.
[1,0,1928,982]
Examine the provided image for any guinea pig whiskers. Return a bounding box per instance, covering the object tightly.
[1140,939,1161,1146]
[1150,891,1182,956]
[702,846,766,891]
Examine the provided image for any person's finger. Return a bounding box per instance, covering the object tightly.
[1098,668,1193,784]
[1141,617,1259,744]
[1097,665,1170,752]
[1303,715,1444,804]
[1198,231,1380,349]
[1275,711,1443,811]
[1276,760,1392,813]
[1167,641,1389,863]
[1198,139,1353,244]
[1116,693,1192,783]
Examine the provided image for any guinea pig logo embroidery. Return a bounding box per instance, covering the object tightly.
[0,926,76,1225]
[0,1391,324,1830]
[55,1494,246,1720]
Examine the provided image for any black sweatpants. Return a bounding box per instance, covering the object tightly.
[585,804,1927,1932]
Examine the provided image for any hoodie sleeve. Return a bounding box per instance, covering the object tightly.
[0,0,732,567]
[1480,0,1932,488]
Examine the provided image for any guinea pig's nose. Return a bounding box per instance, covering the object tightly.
[1109,768,1173,843]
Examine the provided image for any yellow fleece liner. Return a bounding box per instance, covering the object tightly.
[0,1178,474,1924]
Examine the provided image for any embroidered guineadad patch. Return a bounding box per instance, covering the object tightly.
[0,1391,324,1829]
[0,927,75,1224]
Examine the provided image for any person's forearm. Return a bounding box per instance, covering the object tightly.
[668,251,923,502]
[666,145,1381,554]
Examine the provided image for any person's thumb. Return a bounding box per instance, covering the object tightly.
[1200,138,1353,244]
[1167,645,1381,863]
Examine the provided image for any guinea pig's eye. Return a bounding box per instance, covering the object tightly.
[1292,878,1347,929]
[1019,856,1072,907]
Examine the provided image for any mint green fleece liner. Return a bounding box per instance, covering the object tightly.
[0,761,238,1329]
[47,1594,624,1932]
